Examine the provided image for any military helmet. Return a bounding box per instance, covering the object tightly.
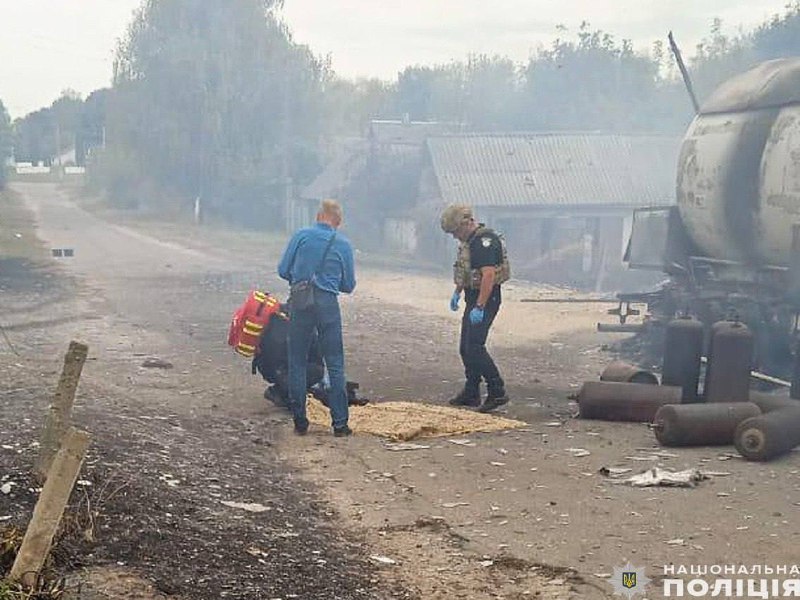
[440,204,473,233]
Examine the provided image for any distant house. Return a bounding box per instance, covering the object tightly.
[298,120,458,249]
[367,119,459,150]
[416,133,682,289]
[291,138,367,232]
[299,127,681,289]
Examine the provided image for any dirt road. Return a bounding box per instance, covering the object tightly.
[2,182,800,599]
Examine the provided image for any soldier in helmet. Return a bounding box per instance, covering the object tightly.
[440,204,511,412]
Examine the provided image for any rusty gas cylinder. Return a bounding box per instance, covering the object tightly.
[577,381,682,422]
[662,316,703,402]
[749,391,800,414]
[653,402,761,447]
[600,361,658,385]
[734,407,800,461]
[704,320,753,403]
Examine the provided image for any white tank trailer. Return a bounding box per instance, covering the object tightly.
[626,58,800,376]
[678,58,800,270]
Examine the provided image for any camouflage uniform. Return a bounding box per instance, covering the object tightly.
[441,204,510,408]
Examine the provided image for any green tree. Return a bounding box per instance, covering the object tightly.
[752,3,800,60]
[13,90,83,165]
[321,74,391,135]
[688,18,755,102]
[521,23,663,131]
[105,0,324,226]
[0,99,11,188]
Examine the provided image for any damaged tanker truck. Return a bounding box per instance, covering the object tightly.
[623,58,800,379]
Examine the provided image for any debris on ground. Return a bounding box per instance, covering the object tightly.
[566,448,591,457]
[140,357,174,369]
[598,467,633,478]
[384,442,431,452]
[221,501,271,513]
[621,467,709,488]
[306,397,525,440]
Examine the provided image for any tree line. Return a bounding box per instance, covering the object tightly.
[0,100,10,188]
[6,1,800,213]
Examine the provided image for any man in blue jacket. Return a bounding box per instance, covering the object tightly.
[278,199,356,436]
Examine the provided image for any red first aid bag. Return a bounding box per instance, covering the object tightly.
[227,290,281,357]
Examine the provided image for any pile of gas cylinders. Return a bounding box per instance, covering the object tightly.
[578,317,800,462]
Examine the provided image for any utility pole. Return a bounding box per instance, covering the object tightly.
[282,58,293,232]
[55,123,61,167]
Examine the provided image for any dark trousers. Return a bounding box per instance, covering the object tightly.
[460,295,504,394]
[288,291,348,429]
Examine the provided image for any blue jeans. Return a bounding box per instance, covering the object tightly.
[288,290,348,429]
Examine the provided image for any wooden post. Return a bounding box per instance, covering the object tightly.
[10,428,91,588]
[34,341,88,482]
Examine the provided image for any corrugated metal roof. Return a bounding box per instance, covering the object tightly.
[369,120,460,147]
[427,133,681,208]
[300,140,367,201]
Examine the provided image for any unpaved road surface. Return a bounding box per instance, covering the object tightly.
[2,182,800,599]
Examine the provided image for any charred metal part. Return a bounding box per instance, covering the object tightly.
[653,402,761,447]
[704,321,753,403]
[520,298,618,303]
[749,391,800,414]
[792,345,800,399]
[668,31,700,114]
[734,407,800,461]
[662,316,703,403]
[600,361,658,385]
[577,381,682,422]
[596,323,645,333]
[606,300,640,324]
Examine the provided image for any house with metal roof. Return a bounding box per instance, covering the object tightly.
[416,132,682,289]
[297,120,457,249]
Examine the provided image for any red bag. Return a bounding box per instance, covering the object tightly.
[228,290,281,358]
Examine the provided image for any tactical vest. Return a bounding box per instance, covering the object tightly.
[453,226,511,289]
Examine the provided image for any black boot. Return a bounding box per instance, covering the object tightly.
[479,387,509,413]
[264,385,290,409]
[449,384,481,407]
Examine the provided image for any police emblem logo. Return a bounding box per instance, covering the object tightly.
[622,572,636,589]
[611,563,650,599]
[481,237,492,247]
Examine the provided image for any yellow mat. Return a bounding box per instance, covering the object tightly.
[306,397,526,441]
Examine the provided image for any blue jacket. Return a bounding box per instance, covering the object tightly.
[278,223,356,294]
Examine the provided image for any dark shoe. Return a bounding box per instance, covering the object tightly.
[265,386,290,408]
[479,392,509,413]
[449,387,481,407]
[294,420,309,436]
[309,384,330,407]
[333,425,353,437]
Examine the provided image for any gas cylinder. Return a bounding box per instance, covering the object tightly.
[734,407,800,461]
[749,391,800,413]
[600,361,658,385]
[662,316,704,402]
[577,381,682,422]
[653,402,761,447]
[704,321,753,403]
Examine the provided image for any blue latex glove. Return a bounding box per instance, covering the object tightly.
[450,291,460,312]
[469,306,485,324]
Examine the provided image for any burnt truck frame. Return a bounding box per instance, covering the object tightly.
[621,205,800,375]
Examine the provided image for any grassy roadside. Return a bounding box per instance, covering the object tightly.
[0,188,48,261]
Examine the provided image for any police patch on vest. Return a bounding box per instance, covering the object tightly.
[481,237,492,247]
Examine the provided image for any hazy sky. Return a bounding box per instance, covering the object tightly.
[0,0,793,119]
